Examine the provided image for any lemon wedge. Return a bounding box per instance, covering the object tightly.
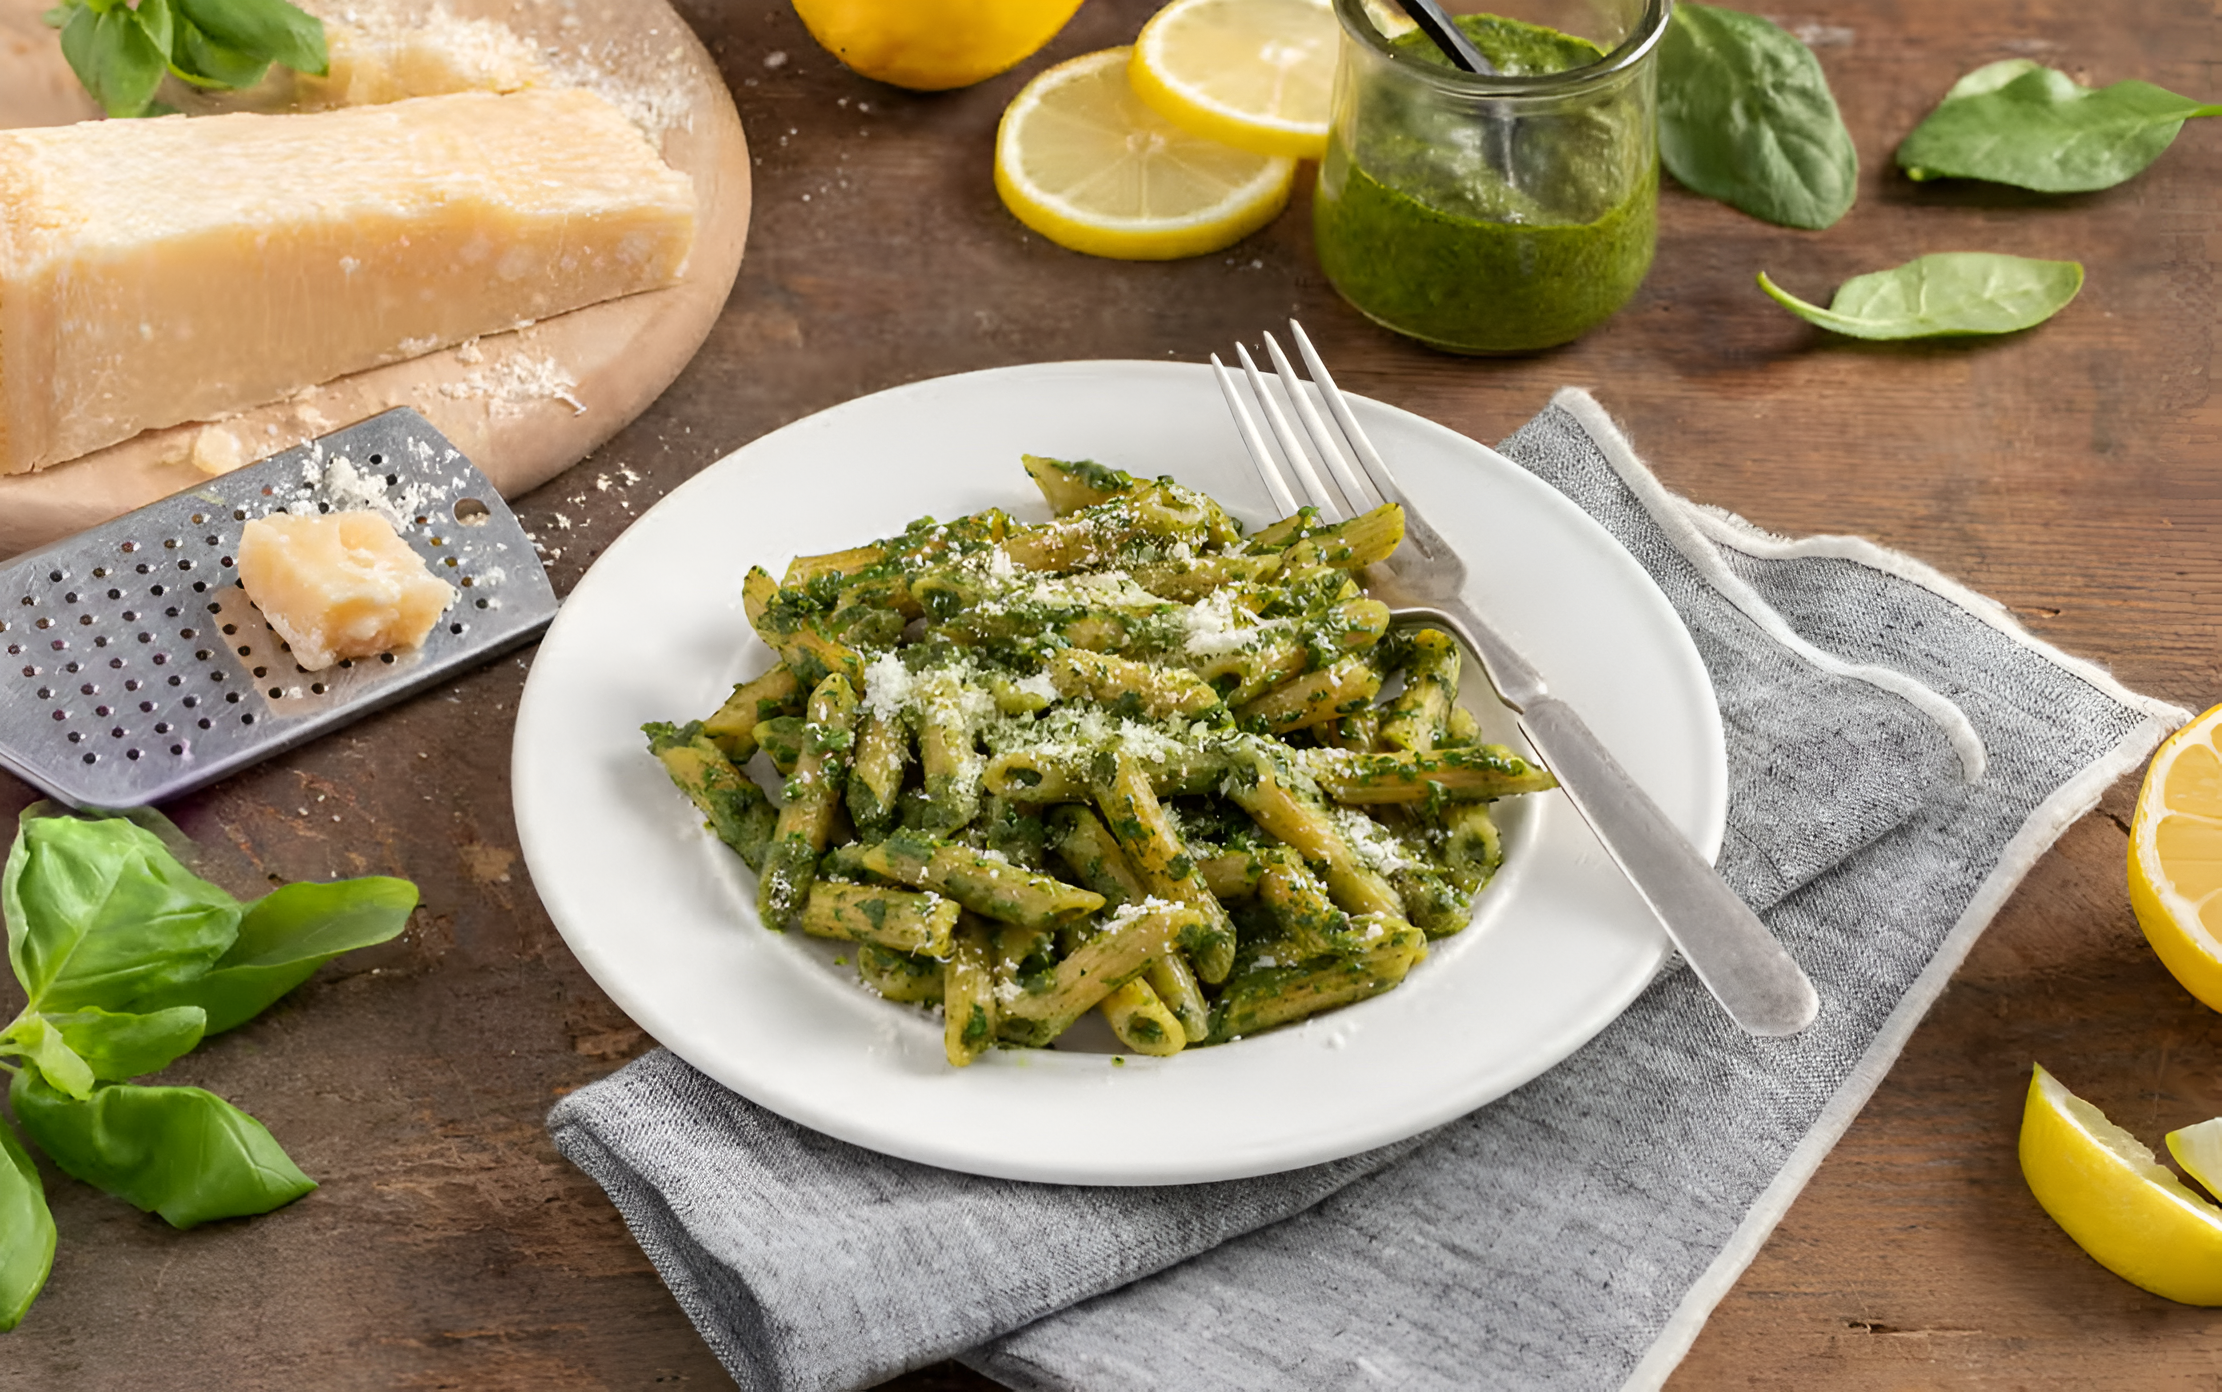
[994,48,1297,260]
[2169,1118,2222,1201]
[2129,702,2222,1011]
[1129,0,1340,159]
[791,0,1085,91]
[2020,1063,2222,1304]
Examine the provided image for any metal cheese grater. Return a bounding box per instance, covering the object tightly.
[0,409,558,809]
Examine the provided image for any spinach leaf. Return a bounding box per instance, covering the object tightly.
[1757,253,2084,339]
[4,813,240,1015]
[174,0,325,77]
[1898,62,2220,192]
[10,1071,315,1229]
[129,878,415,1035]
[56,0,170,117]
[46,1006,208,1081]
[0,1121,54,1333]
[1657,2,1859,229]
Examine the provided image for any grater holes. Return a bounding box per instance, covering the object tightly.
[454,498,491,526]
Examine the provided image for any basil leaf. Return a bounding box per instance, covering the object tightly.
[45,1005,208,1081]
[1897,62,2221,192]
[10,1071,316,1229]
[3,1015,96,1100]
[134,0,174,56]
[57,0,169,117]
[0,1120,55,1333]
[1657,2,1859,229]
[169,13,271,89]
[1757,254,2084,339]
[4,813,241,1015]
[173,0,325,77]
[129,878,415,1035]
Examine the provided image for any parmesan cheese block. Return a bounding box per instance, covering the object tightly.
[237,511,458,671]
[297,10,552,108]
[0,87,697,475]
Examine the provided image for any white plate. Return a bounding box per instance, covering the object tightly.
[513,361,1725,1185]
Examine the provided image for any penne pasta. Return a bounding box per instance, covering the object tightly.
[647,454,1562,1062]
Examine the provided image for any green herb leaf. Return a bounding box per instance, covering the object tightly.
[44,1005,208,1081]
[0,1120,55,1333]
[1757,253,2084,339]
[173,0,326,77]
[1657,2,1859,229]
[1896,62,2221,192]
[57,0,170,117]
[3,1015,96,1100]
[4,812,241,1015]
[169,12,269,89]
[128,878,415,1035]
[134,0,174,56]
[10,1071,315,1229]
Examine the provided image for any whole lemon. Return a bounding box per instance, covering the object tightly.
[791,0,1088,91]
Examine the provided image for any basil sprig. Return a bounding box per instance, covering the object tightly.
[0,808,414,1331]
[1657,1,1860,230]
[43,0,326,118]
[1757,253,2084,339]
[1897,59,2221,193]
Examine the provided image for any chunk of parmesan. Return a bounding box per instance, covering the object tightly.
[237,512,458,672]
[0,87,696,475]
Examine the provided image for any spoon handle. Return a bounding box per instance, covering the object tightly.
[1390,0,1499,74]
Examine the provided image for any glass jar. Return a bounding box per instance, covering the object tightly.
[1313,0,1669,354]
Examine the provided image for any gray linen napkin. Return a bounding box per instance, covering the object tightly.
[549,389,2182,1392]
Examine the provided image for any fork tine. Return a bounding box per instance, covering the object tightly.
[1263,330,1385,515]
[1213,353,1300,518]
[1287,320,1407,514]
[1236,343,1348,523]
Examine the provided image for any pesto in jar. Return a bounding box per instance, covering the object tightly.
[1314,14,1658,355]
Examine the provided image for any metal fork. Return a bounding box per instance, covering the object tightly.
[1213,322,1819,1038]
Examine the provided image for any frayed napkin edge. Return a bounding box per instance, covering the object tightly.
[1553,386,2193,1392]
[1544,387,1995,785]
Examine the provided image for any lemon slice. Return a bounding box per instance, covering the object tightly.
[2129,702,2222,1011]
[1130,0,1340,159]
[2170,1118,2222,1201]
[2020,1063,2222,1304]
[994,48,1297,260]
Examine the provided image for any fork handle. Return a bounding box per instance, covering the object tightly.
[1424,601,1820,1037]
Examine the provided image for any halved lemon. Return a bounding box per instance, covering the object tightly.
[2129,702,2222,1011]
[2020,1063,2222,1304]
[994,47,1297,260]
[1129,0,1340,159]
[792,0,1086,91]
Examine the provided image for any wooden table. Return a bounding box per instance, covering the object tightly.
[3,0,2217,1386]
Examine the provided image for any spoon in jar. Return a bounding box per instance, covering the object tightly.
[1391,0,1498,74]
[1390,0,1518,188]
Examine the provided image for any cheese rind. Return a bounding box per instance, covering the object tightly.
[236,511,458,672]
[0,88,697,475]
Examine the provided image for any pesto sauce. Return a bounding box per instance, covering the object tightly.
[1313,14,1657,354]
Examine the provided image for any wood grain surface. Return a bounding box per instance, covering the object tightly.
[1,0,2217,1387]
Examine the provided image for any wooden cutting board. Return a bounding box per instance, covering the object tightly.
[0,0,751,559]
